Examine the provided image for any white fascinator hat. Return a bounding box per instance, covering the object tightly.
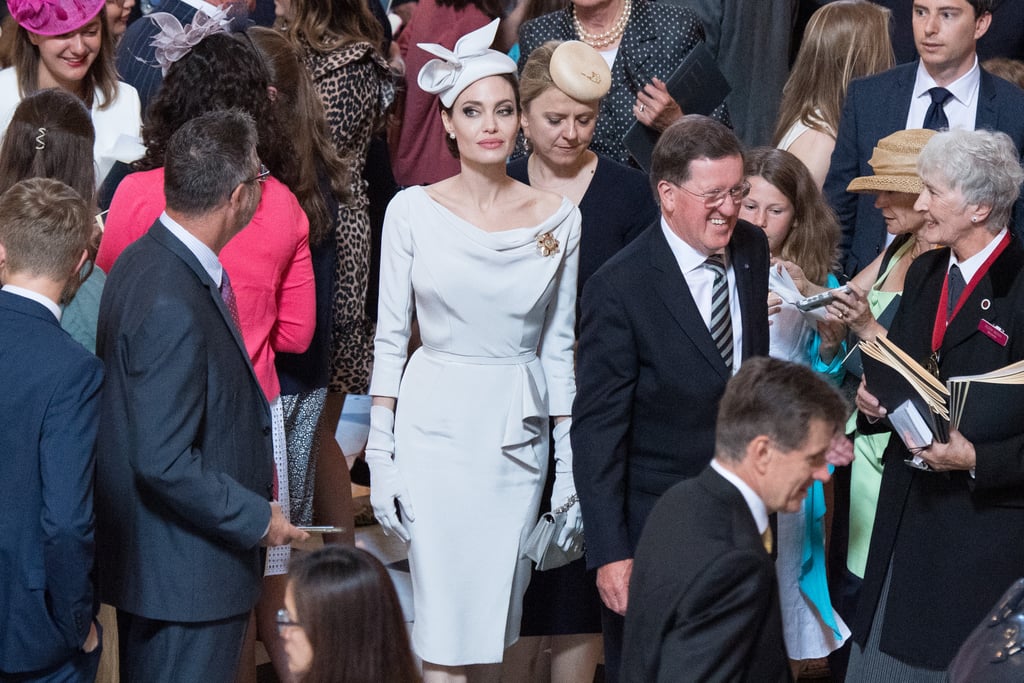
[417,19,518,108]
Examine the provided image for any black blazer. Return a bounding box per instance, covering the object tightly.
[622,467,790,682]
[854,237,1024,669]
[824,62,1024,277]
[95,220,274,622]
[572,219,769,569]
[0,293,103,674]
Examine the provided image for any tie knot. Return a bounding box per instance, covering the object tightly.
[929,86,953,106]
[704,254,726,276]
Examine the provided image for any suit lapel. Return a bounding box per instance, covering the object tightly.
[890,64,917,131]
[649,228,732,380]
[729,231,756,361]
[147,221,266,401]
[975,70,999,130]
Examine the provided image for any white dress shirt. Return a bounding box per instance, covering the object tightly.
[711,458,769,535]
[906,57,981,131]
[660,217,744,373]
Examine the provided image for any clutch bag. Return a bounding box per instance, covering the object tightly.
[522,494,584,571]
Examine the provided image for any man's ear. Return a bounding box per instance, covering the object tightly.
[228,182,247,210]
[974,11,992,42]
[0,243,7,280]
[746,434,773,476]
[657,180,675,214]
[72,248,89,278]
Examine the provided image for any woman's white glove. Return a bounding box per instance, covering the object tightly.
[551,418,583,551]
[365,405,415,542]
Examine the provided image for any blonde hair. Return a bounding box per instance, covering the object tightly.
[772,0,893,145]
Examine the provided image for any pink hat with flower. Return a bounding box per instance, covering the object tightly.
[8,0,106,36]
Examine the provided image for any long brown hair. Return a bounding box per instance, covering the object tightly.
[248,27,350,245]
[772,0,893,145]
[0,89,96,210]
[745,147,839,285]
[11,11,119,110]
[291,546,419,683]
[281,0,383,55]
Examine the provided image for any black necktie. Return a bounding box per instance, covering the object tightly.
[924,87,953,131]
[704,254,734,371]
[947,264,966,317]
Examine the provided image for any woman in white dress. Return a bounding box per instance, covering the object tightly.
[365,19,582,683]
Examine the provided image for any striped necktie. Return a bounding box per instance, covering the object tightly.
[704,254,733,371]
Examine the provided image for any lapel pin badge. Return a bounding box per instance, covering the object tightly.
[981,298,992,310]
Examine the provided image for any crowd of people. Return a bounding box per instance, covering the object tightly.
[2,0,1024,681]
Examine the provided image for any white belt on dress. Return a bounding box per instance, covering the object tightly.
[419,347,537,366]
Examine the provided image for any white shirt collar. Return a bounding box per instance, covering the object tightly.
[710,459,769,535]
[160,211,224,286]
[660,216,728,274]
[913,56,981,109]
[949,226,1008,284]
[1,284,62,321]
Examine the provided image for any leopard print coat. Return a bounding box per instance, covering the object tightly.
[304,40,393,394]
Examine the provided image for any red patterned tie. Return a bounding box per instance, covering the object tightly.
[219,269,242,332]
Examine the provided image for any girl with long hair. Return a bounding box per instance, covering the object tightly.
[772,0,893,187]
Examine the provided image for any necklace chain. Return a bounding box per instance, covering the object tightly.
[572,0,632,50]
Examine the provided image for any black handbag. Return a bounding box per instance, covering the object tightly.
[949,578,1024,682]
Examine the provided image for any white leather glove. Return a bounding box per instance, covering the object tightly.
[551,418,583,551]
[365,405,415,542]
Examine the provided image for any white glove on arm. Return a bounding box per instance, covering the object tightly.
[365,404,415,542]
[551,418,583,551]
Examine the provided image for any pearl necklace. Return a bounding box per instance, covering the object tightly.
[573,0,632,50]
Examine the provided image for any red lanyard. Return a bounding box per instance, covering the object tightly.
[931,231,1010,353]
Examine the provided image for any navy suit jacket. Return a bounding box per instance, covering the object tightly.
[824,62,1024,277]
[572,220,769,570]
[622,467,790,682]
[0,291,103,674]
[115,0,198,114]
[94,220,273,623]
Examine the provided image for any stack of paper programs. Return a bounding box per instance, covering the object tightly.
[859,334,1024,447]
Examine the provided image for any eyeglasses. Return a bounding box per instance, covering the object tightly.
[245,163,271,185]
[676,180,751,208]
[275,608,302,635]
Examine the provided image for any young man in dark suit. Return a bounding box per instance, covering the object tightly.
[94,110,307,682]
[571,115,770,681]
[622,357,847,682]
[0,178,103,681]
[824,0,1024,277]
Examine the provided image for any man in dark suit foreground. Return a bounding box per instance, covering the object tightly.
[572,115,769,680]
[0,179,103,681]
[622,357,847,682]
[94,110,306,682]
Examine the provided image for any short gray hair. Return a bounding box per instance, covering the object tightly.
[164,109,259,216]
[917,129,1024,231]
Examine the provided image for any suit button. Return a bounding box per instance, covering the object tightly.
[263,426,271,436]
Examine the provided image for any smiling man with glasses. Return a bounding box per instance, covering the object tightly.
[571,114,770,681]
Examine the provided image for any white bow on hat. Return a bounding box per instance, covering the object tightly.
[417,19,517,108]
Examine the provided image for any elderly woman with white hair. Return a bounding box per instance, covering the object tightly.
[850,128,1024,680]
[365,19,582,682]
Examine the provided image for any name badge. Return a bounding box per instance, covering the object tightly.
[979,319,1009,347]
